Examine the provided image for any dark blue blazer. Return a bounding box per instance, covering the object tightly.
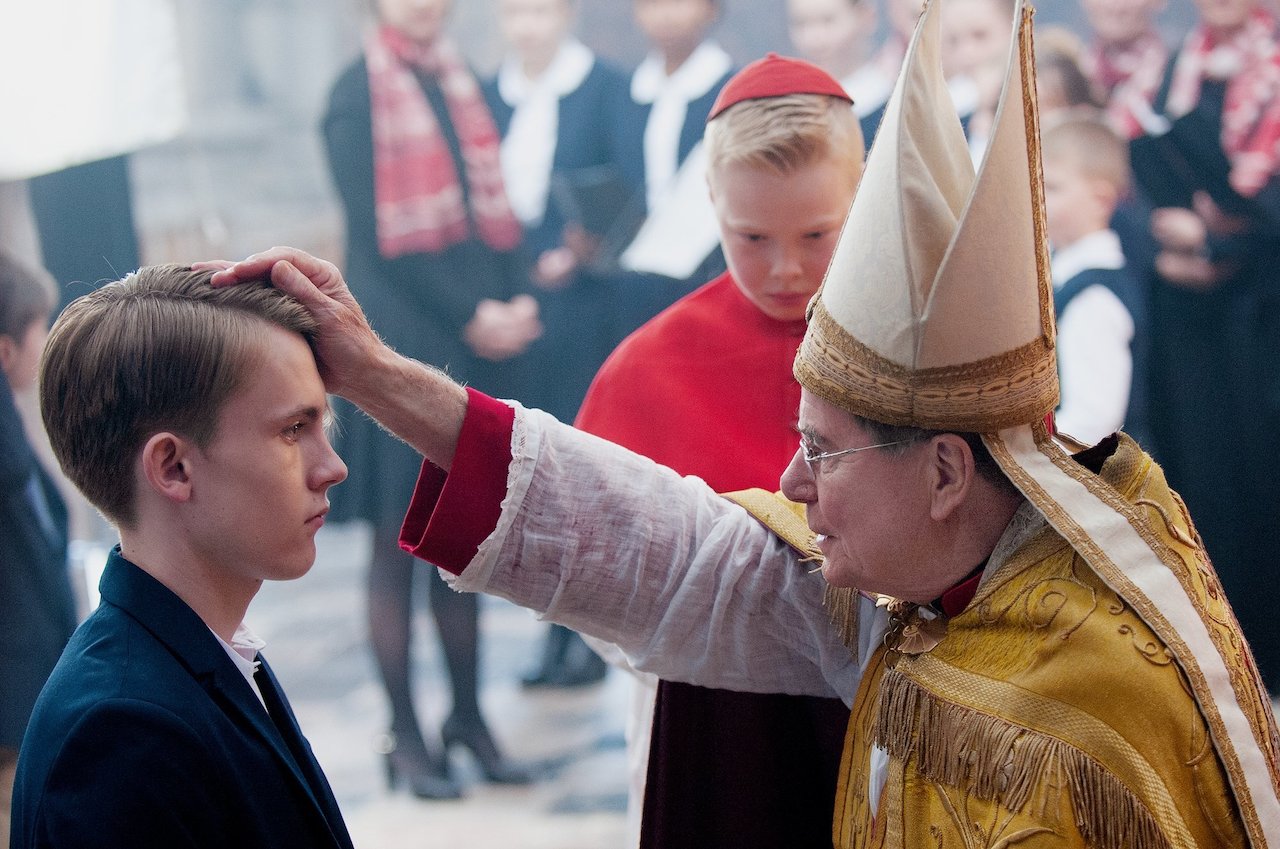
[0,371,74,750]
[11,550,354,849]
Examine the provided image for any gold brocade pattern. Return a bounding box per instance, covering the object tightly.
[722,488,821,562]
[985,427,1280,847]
[834,646,890,849]
[794,301,1059,433]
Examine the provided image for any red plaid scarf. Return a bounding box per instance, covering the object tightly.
[1084,29,1168,140]
[1165,8,1280,198]
[365,26,521,258]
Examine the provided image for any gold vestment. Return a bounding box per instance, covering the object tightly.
[734,435,1279,848]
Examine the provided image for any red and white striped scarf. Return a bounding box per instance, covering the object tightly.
[1084,29,1168,140]
[365,26,521,258]
[1165,7,1280,198]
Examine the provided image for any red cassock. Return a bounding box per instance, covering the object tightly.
[575,271,849,849]
[576,272,804,492]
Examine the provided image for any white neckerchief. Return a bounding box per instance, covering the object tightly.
[842,64,894,118]
[1050,229,1125,288]
[948,74,979,118]
[631,40,732,210]
[212,621,268,710]
[498,38,595,226]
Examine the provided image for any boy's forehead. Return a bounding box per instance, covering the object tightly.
[709,153,859,212]
[230,325,325,402]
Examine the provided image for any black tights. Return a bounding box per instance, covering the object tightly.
[367,521,485,756]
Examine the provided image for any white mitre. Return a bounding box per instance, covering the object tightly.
[795,0,1057,433]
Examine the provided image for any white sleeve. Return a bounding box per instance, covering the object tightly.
[447,405,861,703]
[1054,285,1135,446]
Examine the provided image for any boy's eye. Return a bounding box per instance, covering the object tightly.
[284,422,306,439]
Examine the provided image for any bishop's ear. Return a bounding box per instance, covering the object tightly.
[139,432,195,505]
[926,433,975,522]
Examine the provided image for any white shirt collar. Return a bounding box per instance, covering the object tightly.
[498,38,594,106]
[212,622,269,709]
[1051,229,1125,289]
[631,40,732,105]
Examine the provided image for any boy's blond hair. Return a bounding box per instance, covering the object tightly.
[1042,115,1129,197]
[39,265,317,528]
[705,93,864,184]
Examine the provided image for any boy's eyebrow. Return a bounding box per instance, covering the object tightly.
[281,403,332,424]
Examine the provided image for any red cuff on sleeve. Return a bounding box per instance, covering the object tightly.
[398,388,516,574]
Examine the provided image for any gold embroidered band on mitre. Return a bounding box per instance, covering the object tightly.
[794,299,1059,433]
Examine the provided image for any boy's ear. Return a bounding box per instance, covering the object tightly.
[139,432,195,505]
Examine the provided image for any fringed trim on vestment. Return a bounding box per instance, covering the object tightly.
[874,668,1171,849]
[824,584,861,657]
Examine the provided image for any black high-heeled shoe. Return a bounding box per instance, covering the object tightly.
[440,717,536,785]
[375,732,464,800]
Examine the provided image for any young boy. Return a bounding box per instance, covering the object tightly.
[0,252,75,848]
[484,0,625,425]
[613,0,731,215]
[575,55,864,849]
[607,0,735,339]
[1042,116,1148,446]
[10,266,354,849]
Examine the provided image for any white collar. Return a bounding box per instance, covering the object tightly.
[842,65,894,117]
[1050,229,1125,289]
[211,621,268,709]
[948,74,979,118]
[213,621,265,667]
[498,38,594,106]
[631,40,731,104]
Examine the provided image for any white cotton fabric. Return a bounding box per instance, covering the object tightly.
[447,403,858,700]
[842,65,894,118]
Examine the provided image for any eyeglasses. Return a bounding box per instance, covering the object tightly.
[799,437,912,474]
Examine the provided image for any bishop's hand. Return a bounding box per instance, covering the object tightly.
[203,248,385,399]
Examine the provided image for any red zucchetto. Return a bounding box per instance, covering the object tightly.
[708,53,853,121]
